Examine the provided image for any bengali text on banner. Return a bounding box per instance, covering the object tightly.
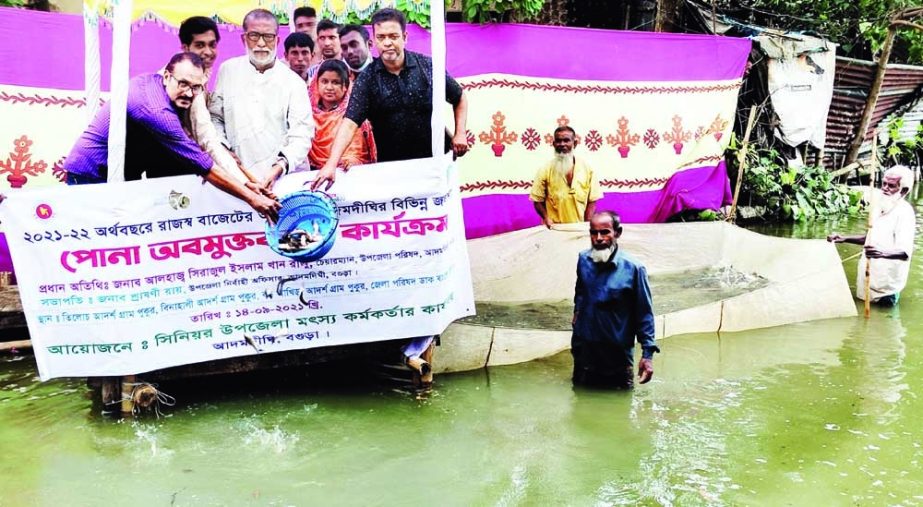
[0,156,474,380]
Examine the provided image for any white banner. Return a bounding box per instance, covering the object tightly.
[0,156,474,380]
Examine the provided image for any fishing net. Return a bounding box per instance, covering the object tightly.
[439,222,856,372]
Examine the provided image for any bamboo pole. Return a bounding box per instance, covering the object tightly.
[711,0,717,34]
[864,131,878,318]
[121,375,136,416]
[829,161,866,180]
[727,105,758,223]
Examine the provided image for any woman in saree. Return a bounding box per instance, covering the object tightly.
[307,59,376,170]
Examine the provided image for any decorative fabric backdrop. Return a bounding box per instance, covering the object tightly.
[0,9,750,250]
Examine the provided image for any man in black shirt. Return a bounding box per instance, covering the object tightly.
[311,7,469,190]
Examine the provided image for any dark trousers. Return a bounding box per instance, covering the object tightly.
[571,338,633,389]
[66,172,105,185]
[874,294,898,307]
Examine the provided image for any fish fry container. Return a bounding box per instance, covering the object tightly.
[265,190,339,262]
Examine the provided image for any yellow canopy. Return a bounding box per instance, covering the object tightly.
[89,0,429,26]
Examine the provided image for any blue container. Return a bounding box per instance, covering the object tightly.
[265,190,339,262]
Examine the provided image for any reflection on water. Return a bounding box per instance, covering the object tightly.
[2,195,923,505]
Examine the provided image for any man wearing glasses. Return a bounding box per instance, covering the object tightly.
[209,8,313,194]
[63,52,281,219]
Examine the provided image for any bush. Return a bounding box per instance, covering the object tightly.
[728,135,864,222]
[884,117,923,168]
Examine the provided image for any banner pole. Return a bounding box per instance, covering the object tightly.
[726,105,758,223]
[106,0,133,183]
[82,0,102,123]
[430,0,447,160]
[864,130,878,318]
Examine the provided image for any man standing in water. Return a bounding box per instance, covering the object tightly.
[572,211,658,388]
[827,165,916,306]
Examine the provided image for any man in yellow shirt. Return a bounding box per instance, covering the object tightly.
[530,126,603,227]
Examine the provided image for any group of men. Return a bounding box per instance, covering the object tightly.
[62,7,471,382]
[530,127,916,389]
[61,5,918,392]
[57,3,658,390]
[64,7,469,211]
[282,10,374,83]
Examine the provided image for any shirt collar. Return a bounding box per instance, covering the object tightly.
[607,245,621,267]
[248,58,280,74]
[355,56,372,73]
[403,51,419,68]
[375,51,417,74]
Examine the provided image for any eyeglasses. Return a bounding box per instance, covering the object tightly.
[245,31,278,43]
[168,75,204,94]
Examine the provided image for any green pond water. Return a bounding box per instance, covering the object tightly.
[3,197,923,505]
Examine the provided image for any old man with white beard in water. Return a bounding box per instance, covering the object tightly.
[530,126,603,228]
[571,211,658,388]
[828,165,916,306]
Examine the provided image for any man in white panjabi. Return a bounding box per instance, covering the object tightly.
[210,8,313,191]
[172,16,249,183]
[828,165,916,306]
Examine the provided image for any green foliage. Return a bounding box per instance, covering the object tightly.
[280,0,548,28]
[717,0,923,65]
[462,0,546,23]
[403,5,434,27]
[276,0,438,27]
[667,208,725,222]
[697,209,722,221]
[883,116,923,168]
[667,209,726,222]
[727,135,865,222]
[0,0,28,7]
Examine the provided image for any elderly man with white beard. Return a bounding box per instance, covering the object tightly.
[828,165,916,306]
[209,8,313,193]
[571,211,658,389]
[530,126,603,228]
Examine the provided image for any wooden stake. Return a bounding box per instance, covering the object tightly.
[727,105,758,223]
[711,0,717,34]
[864,131,878,318]
[121,375,136,416]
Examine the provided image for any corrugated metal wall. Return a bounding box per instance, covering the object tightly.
[824,57,923,168]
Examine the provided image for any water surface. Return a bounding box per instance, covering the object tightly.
[2,198,922,506]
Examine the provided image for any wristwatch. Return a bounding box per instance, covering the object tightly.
[275,156,289,174]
